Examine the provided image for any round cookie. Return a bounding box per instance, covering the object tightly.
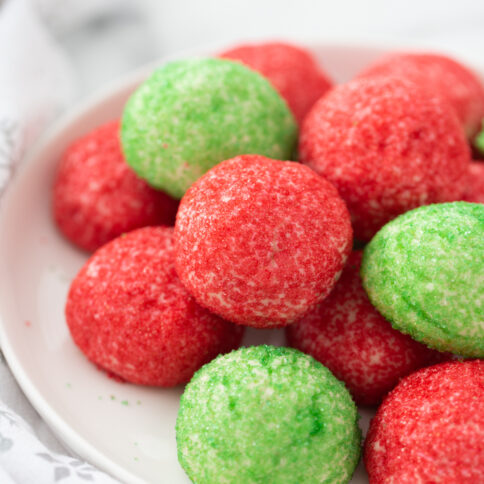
[121,58,297,199]
[220,41,333,124]
[358,52,484,137]
[176,345,361,484]
[361,202,484,357]
[174,154,352,328]
[463,162,484,204]
[53,121,178,252]
[65,226,243,386]
[287,251,446,405]
[299,76,470,240]
[474,124,484,157]
[365,360,484,484]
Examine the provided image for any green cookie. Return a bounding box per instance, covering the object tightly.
[176,345,361,484]
[474,121,484,156]
[362,202,484,357]
[121,58,297,199]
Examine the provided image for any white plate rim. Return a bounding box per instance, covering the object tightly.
[0,38,481,483]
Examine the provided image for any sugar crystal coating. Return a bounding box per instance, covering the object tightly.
[176,345,361,484]
[121,58,297,199]
[358,52,484,137]
[365,360,484,483]
[299,76,470,240]
[174,155,353,327]
[475,124,484,157]
[361,202,484,357]
[287,251,446,405]
[463,162,484,204]
[65,226,243,386]
[53,121,178,252]
[220,41,333,124]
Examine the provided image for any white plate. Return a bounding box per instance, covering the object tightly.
[0,42,426,483]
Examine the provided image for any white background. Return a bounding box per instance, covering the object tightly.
[1,1,484,481]
[54,0,484,96]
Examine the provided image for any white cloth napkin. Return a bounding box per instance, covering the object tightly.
[2,0,483,482]
[0,354,116,483]
[0,0,120,481]
[0,0,74,196]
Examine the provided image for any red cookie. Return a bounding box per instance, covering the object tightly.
[299,76,470,240]
[358,52,484,137]
[53,121,178,252]
[365,360,484,484]
[174,155,352,328]
[286,251,446,405]
[65,226,243,386]
[463,162,484,204]
[219,42,332,124]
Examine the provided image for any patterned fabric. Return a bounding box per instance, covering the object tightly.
[0,0,120,481]
[0,0,73,196]
[0,400,117,483]
[0,352,118,482]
